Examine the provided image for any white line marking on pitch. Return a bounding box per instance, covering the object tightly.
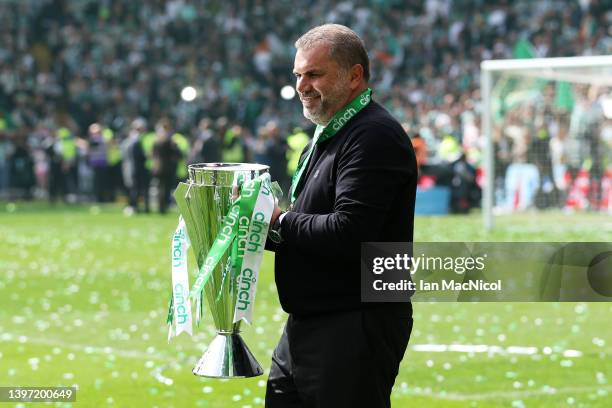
[1,333,585,360]
[409,343,583,357]
[404,385,612,401]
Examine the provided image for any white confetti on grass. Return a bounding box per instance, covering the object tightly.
[2,330,599,402]
[403,384,612,401]
[596,372,607,385]
[3,333,169,361]
[409,344,581,357]
[563,349,583,358]
[0,333,583,361]
[152,366,173,386]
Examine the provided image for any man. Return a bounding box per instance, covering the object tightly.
[87,123,109,203]
[152,118,181,214]
[252,121,289,192]
[190,118,221,164]
[121,118,150,213]
[265,24,417,408]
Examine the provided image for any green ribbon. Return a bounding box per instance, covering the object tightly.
[289,88,372,203]
[232,175,275,323]
[166,174,280,330]
[188,176,264,299]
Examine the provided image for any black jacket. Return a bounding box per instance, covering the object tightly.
[269,100,417,316]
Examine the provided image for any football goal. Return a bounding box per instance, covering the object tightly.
[480,55,612,230]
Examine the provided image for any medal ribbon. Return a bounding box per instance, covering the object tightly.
[288,88,372,203]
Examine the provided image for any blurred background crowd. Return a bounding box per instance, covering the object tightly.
[0,0,610,213]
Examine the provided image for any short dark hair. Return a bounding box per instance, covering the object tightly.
[295,24,370,82]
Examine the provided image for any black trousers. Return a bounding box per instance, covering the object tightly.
[128,174,151,212]
[265,305,413,408]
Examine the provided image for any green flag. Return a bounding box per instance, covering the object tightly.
[555,81,575,111]
[513,38,535,59]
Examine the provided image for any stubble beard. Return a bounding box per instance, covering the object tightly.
[301,72,351,126]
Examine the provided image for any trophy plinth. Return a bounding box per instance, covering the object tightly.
[192,332,263,378]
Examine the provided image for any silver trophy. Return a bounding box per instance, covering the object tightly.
[174,163,269,378]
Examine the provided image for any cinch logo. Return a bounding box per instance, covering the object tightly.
[241,181,256,198]
[218,205,239,244]
[193,256,215,289]
[247,212,266,253]
[236,268,256,311]
[173,283,189,324]
[237,216,249,257]
[360,94,370,105]
[332,107,357,131]
[172,230,184,267]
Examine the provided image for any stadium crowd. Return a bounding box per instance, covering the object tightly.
[0,0,610,212]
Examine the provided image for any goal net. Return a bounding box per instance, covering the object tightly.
[480,55,612,229]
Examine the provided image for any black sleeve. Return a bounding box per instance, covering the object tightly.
[279,123,415,255]
[265,236,279,252]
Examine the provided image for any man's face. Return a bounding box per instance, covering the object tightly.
[293,44,352,126]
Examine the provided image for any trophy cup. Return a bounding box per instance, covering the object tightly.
[171,162,274,378]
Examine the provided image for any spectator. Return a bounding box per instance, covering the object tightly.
[87,123,110,202]
[449,153,481,214]
[410,132,428,173]
[0,1,608,211]
[0,130,11,197]
[250,121,288,190]
[121,117,150,213]
[152,118,181,214]
[189,118,221,164]
[9,134,35,199]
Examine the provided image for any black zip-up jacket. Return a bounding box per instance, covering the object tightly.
[268,100,417,316]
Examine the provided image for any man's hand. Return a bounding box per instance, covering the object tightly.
[234,184,282,226]
[270,204,282,226]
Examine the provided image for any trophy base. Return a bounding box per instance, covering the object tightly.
[192,333,264,378]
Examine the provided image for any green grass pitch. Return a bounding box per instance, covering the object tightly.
[0,203,611,407]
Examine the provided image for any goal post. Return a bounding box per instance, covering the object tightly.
[480,55,612,230]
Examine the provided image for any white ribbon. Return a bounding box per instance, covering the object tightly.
[169,216,193,340]
[233,174,275,324]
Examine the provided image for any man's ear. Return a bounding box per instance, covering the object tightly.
[350,64,364,89]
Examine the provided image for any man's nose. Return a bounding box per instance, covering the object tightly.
[296,76,310,94]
